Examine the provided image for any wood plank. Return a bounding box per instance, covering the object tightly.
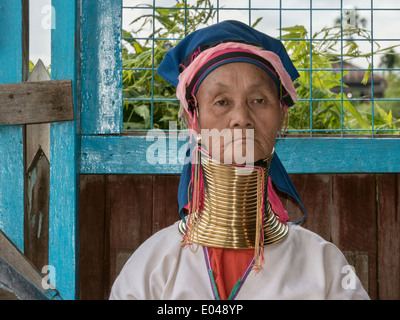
[0,0,26,252]
[48,0,79,300]
[23,60,52,274]
[80,135,400,174]
[106,175,153,297]
[0,255,52,300]
[286,174,331,241]
[277,138,400,173]
[25,59,51,168]
[115,248,135,282]
[0,80,74,125]
[331,174,377,299]
[343,250,369,295]
[79,175,106,300]
[152,175,181,234]
[0,228,59,299]
[0,286,19,300]
[24,151,50,271]
[81,0,122,134]
[377,173,400,300]
[22,0,29,82]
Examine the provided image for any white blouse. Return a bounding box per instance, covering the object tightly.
[109,221,370,300]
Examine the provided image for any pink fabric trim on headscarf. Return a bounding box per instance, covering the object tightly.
[176,42,298,115]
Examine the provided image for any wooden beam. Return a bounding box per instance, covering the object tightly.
[24,61,51,275]
[25,60,51,168]
[0,256,50,300]
[0,79,74,125]
[331,174,377,299]
[0,228,60,299]
[0,0,26,251]
[49,0,80,300]
[22,0,29,82]
[79,175,106,300]
[80,135,400,174]
[285,174,331,239]
[81,0,123,134]
[377,173,400,299]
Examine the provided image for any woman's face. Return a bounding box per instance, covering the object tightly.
[195,62,282,164]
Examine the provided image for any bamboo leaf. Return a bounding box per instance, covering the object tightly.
[252,17,262,28]
[134,104,151,128]
[361,64,372,85]
[343,100,370,129]
[133,42,144,54]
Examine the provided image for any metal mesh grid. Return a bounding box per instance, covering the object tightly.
[122,0,400,136]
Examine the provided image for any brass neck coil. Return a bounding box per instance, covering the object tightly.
[179,152,288,250]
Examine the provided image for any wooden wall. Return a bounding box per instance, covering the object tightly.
[79,173,400,300]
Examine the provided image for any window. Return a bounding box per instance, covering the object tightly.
[121,0,400,135]
[79,1,400,175]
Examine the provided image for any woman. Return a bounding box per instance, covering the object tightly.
[110,20,369,300]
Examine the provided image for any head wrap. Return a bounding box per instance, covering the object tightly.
[158,20,299,115]
[157,20,306,224]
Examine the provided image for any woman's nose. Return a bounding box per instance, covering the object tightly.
[229,102,254,129]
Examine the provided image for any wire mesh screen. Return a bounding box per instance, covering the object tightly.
[121,0,400,136]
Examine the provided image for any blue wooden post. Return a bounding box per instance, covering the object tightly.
[49,0,80,300]
[0,0,27,251]
[81,0,122,134]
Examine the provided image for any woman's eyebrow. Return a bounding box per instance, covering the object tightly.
[213,80,266,88]
[213,81,230,88]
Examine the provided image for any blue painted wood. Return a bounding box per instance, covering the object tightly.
[275,138,400,174]
[80,135,400,174]
[49,0,79,300]
[81,0,122,134]
[0,0,25,251]
[81,133,190,174]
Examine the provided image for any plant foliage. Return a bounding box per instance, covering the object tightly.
[122,1,399,134]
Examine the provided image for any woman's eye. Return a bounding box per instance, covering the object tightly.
[253,98,266,104]
[215,100,227,106]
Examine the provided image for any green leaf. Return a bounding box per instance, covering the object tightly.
[343,100,370,129]
[280,25,306,33]
[361,64,372,85]
[133,42,144,54]
[134,104,151,127]
[252,17,262,28]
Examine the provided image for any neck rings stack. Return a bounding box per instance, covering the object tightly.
[179,150,289,269]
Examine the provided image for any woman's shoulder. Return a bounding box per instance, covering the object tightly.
[109,221,184,299]
[285,223,345,258]
[143,221,182,245]
[128,220,183,261]
[288,223,331,245]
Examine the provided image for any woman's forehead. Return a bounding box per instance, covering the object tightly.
[198,63,278,92]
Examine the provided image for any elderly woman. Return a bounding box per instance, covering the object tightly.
[110,20,369,300]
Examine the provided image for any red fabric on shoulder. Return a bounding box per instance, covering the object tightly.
[207,247,254,300]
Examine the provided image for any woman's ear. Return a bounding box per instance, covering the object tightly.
[182,105,201,134]
[182,108,192,128]
[278,104,288,135]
